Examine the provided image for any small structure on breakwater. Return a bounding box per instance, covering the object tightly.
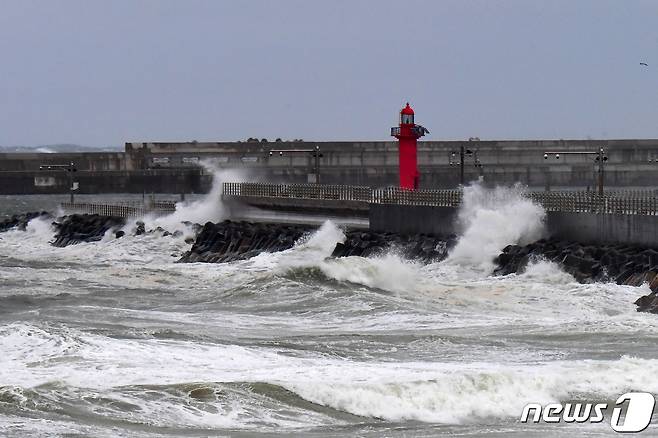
[390,103,428,190]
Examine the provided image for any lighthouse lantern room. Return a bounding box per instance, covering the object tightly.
[391,103,428,190]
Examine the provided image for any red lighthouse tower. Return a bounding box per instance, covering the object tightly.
[391,103,428,190]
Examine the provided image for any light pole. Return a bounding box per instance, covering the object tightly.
[543,148,607,195]
[449,145,482,185]
[269,146,323,184]
[39,162,78,203]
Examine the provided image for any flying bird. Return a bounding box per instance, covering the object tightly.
[640,62,649,66]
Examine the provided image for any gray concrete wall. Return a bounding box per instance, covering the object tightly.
[369,203,658,246]
[369,204,458,235]
[0,169,207,195]
[1,138,658,194]
[125,139,658,190]
[223,197,369,218]
[546,212,658,247]
[0,152,127,172]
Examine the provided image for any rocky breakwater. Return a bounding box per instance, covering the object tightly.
[493,237,658,313]
[51,214,126,247]
[331,231,455,263]
[0,212,51,232]
[179,220,455,265]
[178,220,313,263]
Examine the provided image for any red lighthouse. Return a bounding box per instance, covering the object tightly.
[391,103,428,190]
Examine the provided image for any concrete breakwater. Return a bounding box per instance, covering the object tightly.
[493,238,658,313]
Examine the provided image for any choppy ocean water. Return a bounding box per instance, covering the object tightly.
[1,189,658,437]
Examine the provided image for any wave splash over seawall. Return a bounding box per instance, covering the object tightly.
[447,182,546,272]
[147,163,249,232]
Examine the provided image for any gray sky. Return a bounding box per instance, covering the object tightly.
[1,0,657,147]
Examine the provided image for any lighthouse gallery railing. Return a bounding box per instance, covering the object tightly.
[222,182,658,216]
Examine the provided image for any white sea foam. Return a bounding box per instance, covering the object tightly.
[316,254,421,293]
[447,182,546,273]
[237,220,345,275]
[293,223,420,294]
[2,321,657,425]
[521,258,576,284]
[284,355,658,424]
[24,216,55,240]
[246,221,421,294]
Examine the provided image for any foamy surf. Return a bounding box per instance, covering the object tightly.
[2,320,657,426]
[283,355,658,424]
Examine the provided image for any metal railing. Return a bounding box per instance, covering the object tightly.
[60,201,177,217]
[222,182,658,216]
[223,182,372,202]
[528,191,658,215]
[103,200,177,209]
[371,187,462,206]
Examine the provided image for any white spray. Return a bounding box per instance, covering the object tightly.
[144,162,249,232]
[248,221,421,294]
[447,182,546,272]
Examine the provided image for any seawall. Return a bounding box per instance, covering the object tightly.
[3,138,658,194]
[0,169,207,195]
[125,139,658,189]
[369,204,658,247]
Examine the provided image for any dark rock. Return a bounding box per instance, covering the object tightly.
[616,268,635,285]
[331,242,347,258]
[51,214,125,247]
[562,254,596,276]
[178,220,312,263]
[636,291,658,313]
[330,230,454,264]
[135,221,146,236]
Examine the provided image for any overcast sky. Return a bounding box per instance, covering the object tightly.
[1,0,657,147]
